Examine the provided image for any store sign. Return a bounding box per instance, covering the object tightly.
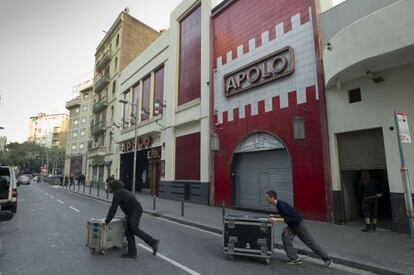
[147,148,161,160]
[121,136,153,153]
[223,46,295,97]
[397,112,411,143]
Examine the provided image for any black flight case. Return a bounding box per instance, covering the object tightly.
[223,214,274,264]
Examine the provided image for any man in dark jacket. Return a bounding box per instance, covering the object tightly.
[266,190,332,267]
[105,180,159,258]
[358,171,383,232]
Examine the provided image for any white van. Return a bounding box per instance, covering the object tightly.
[0,166,18,213]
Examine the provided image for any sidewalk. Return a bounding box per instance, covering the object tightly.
[61,184,414,275]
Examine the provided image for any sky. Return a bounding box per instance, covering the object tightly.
[0,0,345,143]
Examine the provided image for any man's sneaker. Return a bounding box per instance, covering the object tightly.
[361,224,371,232]
[152,239,159,256]
[323,259,333,268]
[372,224,377,232]
[120,253,137,259]
[286,258,302,265]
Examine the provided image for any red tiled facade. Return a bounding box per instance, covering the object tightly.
[211,0,329,221]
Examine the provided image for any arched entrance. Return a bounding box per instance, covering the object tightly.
[231,132,293,211]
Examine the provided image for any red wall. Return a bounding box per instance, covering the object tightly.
[175,132,201,180]
[212,0,328,221]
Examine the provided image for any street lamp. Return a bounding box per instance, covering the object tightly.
[119,99,139,195]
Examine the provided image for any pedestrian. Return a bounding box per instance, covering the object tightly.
[69,174,74,186]
[105,175,114,192]
[105,180,159,258]
[266,190,332,267]
[79,173,85,185]
[64,175,69,187]
[358,171,383,232]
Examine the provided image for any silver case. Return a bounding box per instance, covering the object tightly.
[86,218,126,250]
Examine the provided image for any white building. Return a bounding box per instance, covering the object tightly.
[321,0,414,232]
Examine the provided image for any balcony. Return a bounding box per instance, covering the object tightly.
[65,97,81,109]
[95,50,111,73]
[94,74,110,93]
[92,98,108,114]
[88,146,107,158]
[90,121,107,136]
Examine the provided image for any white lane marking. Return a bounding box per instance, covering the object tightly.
[69,206,80,213]
[137,243,200,275]
[155,217,222,237]
[49,195,55,199]
[57,200,65,204]
[45,192,49,195]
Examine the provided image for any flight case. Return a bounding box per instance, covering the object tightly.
[223,214,274,264]
[86,217,127,255]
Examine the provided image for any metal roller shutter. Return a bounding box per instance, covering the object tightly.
[235,149,293,211]
[337,128,386,171]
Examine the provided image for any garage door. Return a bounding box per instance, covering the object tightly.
[337,128,386,170]
[234,149,293,211]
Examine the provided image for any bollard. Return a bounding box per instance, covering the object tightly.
[222,200,226,223]
[89,183,92,195]
[181,199,184,217]
[97,182,100,197]
[78,182,80,192]
[106,189,109,199]
[153,195,156,210]
[83,182,85,193]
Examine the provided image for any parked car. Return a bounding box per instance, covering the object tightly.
[17,174,31,185]
[0,166,18,213]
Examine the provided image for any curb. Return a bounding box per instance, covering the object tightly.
[61,188,403,275]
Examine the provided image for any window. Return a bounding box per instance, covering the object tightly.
[82,105,88,111]
[114,57,118,74]
[131,84,140,125]
[122,91,131,128]
[73,119,79,126]
[112,80,116,95]
[79,143,85,149]
[80,130,86,136]
[293,117,305,140]
[72,131,78,138]
[141,76,151,121]
[178,6,201,106]
[348,88,361,103]
[75,107,80,113]
[81,117,87,124]
[84,93,89,99]
[153,66,164,116]
[111,106,114,122]
[116,33,120,47]
[71,144,77,150]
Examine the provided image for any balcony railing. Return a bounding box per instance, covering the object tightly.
[90,120,107,136]
[92,98,108,114]
[88,146,107,158]
[94,74,110,93]
[95,50,111,73]
[65,97,81,109]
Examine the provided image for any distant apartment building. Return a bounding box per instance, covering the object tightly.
[28,113,69,148]
[88,9,159,185]
[64,80,93,178]
[0,136,6,152]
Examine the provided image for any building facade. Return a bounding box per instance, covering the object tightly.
[64,80,93,178]
[28,113,69,149]
[118,0,212,203]
[88,10,160,185]
[322,0,414,232]
[211,0,330,220]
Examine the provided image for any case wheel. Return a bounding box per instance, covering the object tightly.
[89,248,96,254]
[264,258,271,265]
[100,249,107,255]
[225,254,234,261]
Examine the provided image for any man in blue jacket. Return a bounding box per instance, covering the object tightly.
[105,180,159,258]
[266,190,332,267]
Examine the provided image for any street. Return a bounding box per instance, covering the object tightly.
[0,182,360,275]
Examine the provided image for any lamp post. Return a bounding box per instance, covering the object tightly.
[119,99,139,195]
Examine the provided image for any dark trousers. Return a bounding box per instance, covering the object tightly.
[282,222,330,261]
[125,212,155,254]
[361,197,378,219]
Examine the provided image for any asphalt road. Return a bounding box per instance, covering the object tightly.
[0,182,366,275]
